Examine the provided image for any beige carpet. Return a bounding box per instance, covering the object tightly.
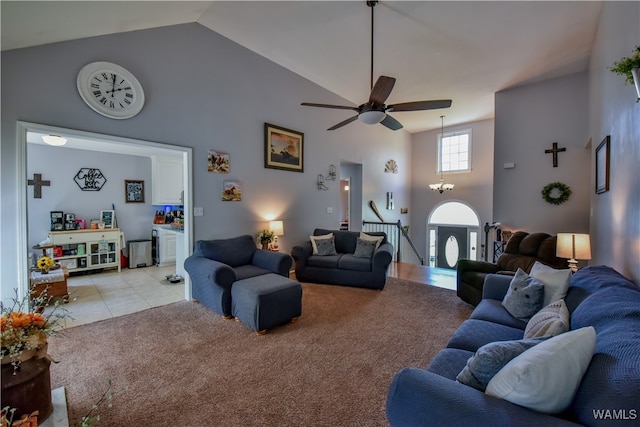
[49,278,472,426]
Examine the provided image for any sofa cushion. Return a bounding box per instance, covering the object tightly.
[529,261,571,306]
[195,235,256,268]
[501,269,544,320]
[469,299,527,330]
[524,299,569,339]
[359,232,384,250]
[353,238,377,258]
[310,233,335,255]
[456,337,547,392]
[486,326,596,414]
[427,348,475,381]
[447,319,524,352]
[338,254,372,272]
[307,254,341,269]
[234,264,272,281]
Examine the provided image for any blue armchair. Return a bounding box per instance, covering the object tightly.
[184,235,292,317]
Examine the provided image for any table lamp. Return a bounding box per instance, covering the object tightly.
[556,233,591,272]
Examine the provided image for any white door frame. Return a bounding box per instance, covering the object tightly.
[16,121,193,301]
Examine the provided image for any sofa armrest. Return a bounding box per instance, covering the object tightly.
[373,242,393,267]
[184,256,236,289]
[482,274,514,300]
[387,368,583,427]
[457,259,501,276]
[252,249,293,276]
[291,241,313,265]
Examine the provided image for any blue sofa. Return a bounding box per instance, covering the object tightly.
[291,228,393,290]
[387,266,640,426]
[184,235,292,318]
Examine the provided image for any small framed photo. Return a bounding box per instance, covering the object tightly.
[264,123,304,172]
[222,180,242,201]
[124,180,145,203]
[100,210,115,228]
[208,150,230,173]
[595,135,610,194]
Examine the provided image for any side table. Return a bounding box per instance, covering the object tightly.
[30,266,69,303]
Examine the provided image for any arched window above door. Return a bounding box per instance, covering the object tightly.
[429,201,479,226]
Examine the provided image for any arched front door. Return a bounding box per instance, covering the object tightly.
[427,201,480,269]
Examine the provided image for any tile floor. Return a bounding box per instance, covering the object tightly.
[45,265,185,329]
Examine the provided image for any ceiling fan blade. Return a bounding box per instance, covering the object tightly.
[387,99,452,112]
[328,115,359,131]
[380,114,403,131]
[301,102,360,112]
[368,76,396,105]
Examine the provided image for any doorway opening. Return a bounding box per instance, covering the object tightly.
[16,121,193,301]
[339,162,363,231]
[427,201,480,269]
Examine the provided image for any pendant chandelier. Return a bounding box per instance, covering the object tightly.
[429,115,455,193]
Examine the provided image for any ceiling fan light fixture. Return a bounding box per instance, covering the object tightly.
[358,110,386,124]
[42,134,67,146]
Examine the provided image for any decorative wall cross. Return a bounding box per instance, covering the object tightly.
[545,142,566,167]
[27,173,50,198]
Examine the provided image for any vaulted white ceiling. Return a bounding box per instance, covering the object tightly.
[2,1,603,133]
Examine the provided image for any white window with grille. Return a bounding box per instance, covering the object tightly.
[438,129,471,172]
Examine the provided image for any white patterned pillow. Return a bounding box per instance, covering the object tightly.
[530,261,572,306]
[524,299,570,339]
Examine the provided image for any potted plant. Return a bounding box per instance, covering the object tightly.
[1,290,67,424]
[609,45,640,101]
[256,229,275,250]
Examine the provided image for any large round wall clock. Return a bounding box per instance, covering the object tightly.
[76,61,145,119]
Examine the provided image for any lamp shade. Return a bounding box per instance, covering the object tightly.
[268,220,284,236]
[556,233,591,260]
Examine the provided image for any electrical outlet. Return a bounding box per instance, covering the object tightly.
[194,207,204,216]
[326,207,333,214]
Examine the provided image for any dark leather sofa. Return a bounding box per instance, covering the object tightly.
[456,231,567,306]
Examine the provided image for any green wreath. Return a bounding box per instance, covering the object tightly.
[541,182,572,205]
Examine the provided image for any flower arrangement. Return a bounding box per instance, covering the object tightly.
[36,256,55,273]
[256,229,275,244]
[1,289,67,370]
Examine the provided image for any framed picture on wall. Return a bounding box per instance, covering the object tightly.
[595,135,610,194]
[100,210,115,228]
[264,123,304,172]
[124,179,145,203]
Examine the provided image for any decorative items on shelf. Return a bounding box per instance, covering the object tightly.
[609,45,640,101]
[556,233,591,272]
[429,116,455,194]
[541,182,572,205]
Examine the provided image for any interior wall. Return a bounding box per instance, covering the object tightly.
[410,119,494,261]
[1,23,412,299]
[27,144,153,248]
[587,1,640,282]
[494,72,590,236]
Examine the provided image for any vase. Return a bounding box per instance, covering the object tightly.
[1,352,53,424]
[632,68,640,99]
[40,267,49,274]
[261,242,269,250]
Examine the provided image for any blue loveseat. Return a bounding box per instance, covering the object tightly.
[184,235,292,318]
[291,228,393,290]
[387,266,640,426]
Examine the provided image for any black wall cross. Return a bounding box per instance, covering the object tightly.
[545,142,566,167]
[27,173,50,198]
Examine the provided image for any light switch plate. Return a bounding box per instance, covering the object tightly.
[194,207,204,216]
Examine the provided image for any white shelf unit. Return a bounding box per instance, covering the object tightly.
[49,229,121,273]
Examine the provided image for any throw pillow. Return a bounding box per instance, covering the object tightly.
[524,299,570,339]
[315,236,338,256]
[456,337,547,392]
[502,269,545,320]
[359,232,384,250]
[486,326,596,414]
[310,233,333,255]
[530,261,572,306]
[353,238,377,258]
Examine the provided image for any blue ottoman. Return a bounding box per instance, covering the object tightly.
[231,273,302,334]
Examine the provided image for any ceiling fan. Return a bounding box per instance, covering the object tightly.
[301,0,452,131]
